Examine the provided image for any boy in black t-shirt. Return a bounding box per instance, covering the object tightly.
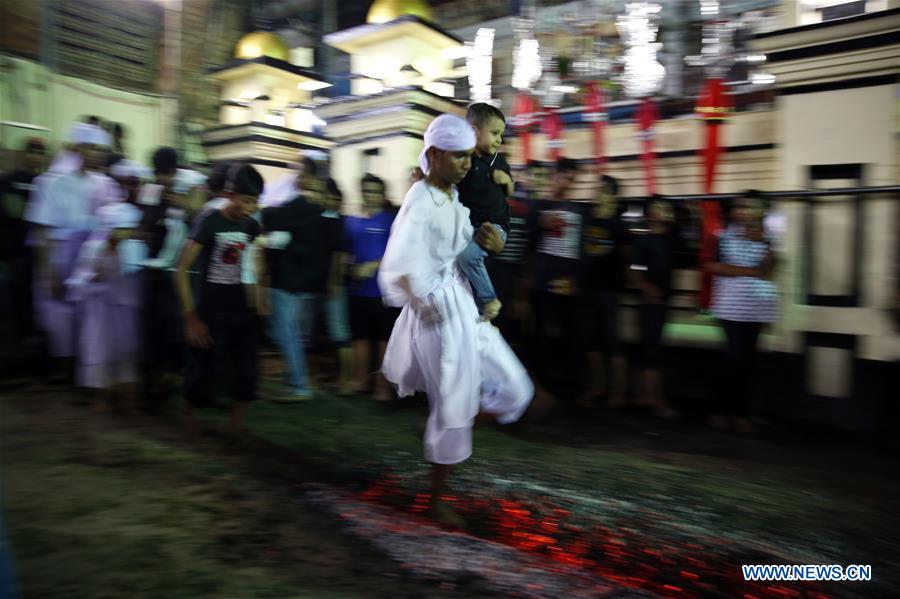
[631,199,678,419]
[456,103,512,320]
[175,165,262,432]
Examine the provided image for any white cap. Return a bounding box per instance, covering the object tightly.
[110,159,151,180]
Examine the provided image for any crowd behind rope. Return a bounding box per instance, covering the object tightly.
[0,111,778,436]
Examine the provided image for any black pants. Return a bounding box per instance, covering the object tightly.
[719,320,763,417]
[532,290,586,388]
[348,295,399,342]
[141,269,185,373]
[638,303,668,369]
[583,291,623,355]
[2,249,36,341]
[487,260,524,344]
[184,309,258,406]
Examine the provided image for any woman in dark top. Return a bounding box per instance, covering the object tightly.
[631,199,678,419]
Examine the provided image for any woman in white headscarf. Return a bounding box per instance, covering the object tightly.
[378,114,534,527]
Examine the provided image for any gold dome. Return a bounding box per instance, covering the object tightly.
[366,0,432,24]
[234,31,290,62]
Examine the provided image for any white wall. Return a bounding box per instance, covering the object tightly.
[0,55,174,166]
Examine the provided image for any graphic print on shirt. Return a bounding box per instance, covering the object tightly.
[538,210,582,259]
[207,231,250,284]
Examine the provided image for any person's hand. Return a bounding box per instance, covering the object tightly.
[492,169,514,196]
[184,313,212,348]
[475,222,505,254]
[414,299,442,326]
[353,261,379,280]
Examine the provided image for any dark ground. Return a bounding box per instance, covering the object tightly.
[1,363,898,598]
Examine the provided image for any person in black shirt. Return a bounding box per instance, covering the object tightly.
[138,147,187,403]
[529,157,587,393]
[456,103,512,320]
[305,178,353,393]
[260,157,325,400]
[578,175,630,408]
[1,138,46,343]
[175,165,262,433]
[631,199,678,419]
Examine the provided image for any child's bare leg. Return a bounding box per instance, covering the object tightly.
[337,346,354,394]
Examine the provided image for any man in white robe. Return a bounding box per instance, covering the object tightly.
[378,114,534,526]
[26,123,119,380]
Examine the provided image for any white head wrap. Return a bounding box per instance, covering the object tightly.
[67,122,111,147]
[418,114,476,175]
[98,201,142,230]
[110,159,151,180]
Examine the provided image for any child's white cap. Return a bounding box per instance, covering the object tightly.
[99,201,142,230]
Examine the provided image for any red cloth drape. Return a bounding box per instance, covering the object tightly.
[695,78,733,308]
[584,82,607,174]
[636,97,659,195]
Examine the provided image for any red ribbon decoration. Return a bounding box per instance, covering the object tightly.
[511,92,539,163]
[541,106,565,162]
[583,82,607,174]
[635,97,659,195]
[695,77,733,308]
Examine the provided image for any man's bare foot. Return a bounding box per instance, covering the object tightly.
[426,500,468,530]
[523,386,556,422]
[372,383,391,402]
[481,299,502,321]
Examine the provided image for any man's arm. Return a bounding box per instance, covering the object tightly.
[174,240,211,347]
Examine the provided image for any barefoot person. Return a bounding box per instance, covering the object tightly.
[378,114,534,526]
[175,165,263,433]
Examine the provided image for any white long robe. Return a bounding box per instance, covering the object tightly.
[27,170,120,357]
[66,234,145,388]
[379,181,533,464]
